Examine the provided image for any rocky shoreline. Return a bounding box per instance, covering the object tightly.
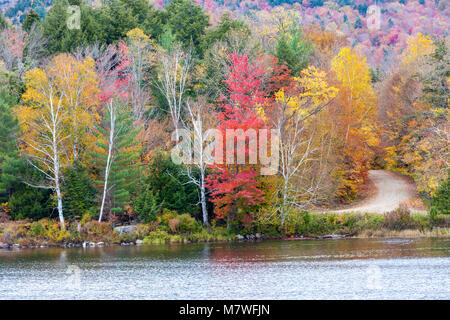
[0,232,357,250]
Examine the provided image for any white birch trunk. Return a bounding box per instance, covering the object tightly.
[99,101,116,222]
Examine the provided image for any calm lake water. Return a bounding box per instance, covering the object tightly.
[0,238,449,299]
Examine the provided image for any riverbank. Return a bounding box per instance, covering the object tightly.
[1,208,450,249]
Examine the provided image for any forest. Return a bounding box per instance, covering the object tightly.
[0,0,448,246]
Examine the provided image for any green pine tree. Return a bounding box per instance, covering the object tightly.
[22,9,41,32]
[0,93,21,202]
[431,170,449,215]
[62,161,97,219]
[275,26,313,76]
[91,101,142,222]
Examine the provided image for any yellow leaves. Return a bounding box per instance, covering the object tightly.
[22,68,48,107]
[126,28,149,42]
[384,146,398,169]
[331,47,373,102]
[275,66,338,117]
[361,125,380,147]
[19,53,101,165]
[296,66,338,106]
[402,33,436,66]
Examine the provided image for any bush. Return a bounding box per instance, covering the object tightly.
[134,187,161,222]
[431,171,449,215]
[383,204,412,230]
[143,230,170,244]
[178,214,199,233]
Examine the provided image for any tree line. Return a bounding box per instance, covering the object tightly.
[0,0,448,232]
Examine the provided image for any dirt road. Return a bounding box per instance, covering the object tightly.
[335,170,424,213]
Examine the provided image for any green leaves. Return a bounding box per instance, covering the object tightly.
[275,27,313,76]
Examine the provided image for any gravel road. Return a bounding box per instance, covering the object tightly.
[335,170,423,213]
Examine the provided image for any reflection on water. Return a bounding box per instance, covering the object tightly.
[0,238,449,299]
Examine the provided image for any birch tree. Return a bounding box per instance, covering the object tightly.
[271,66,338,226]
[155,40,192,140]
[182,97,218,226]
[126,28,156,121]
[17,54,99,228]
[18,68,69,228]
[92,99,141,222]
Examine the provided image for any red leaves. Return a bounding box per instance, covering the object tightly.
[98,41,131,105]
[206,52,266,224]
[205,168,264,220]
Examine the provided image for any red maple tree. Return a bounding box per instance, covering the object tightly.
[205,52,266,227]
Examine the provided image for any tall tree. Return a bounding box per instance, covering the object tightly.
[154,33,192,140]
[205,53,266,229]
[17,54,99,228]
[271,66,338,225]
[92,100,141,222]
[165,0,209,54]
[0,94,21,202]
[330,47,379,201]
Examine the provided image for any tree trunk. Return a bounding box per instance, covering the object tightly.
[200,171,208,226]
[55,175,65,229]
[99,103,115,222]
[281,178,289,228]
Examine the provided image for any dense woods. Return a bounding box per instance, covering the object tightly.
[0,0,448,242]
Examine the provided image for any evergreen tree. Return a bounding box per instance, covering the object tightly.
[275,27,313,76]
[91,101,142,222]
[0,13,8,31]
[43,0,69,53]
[166,0,209,54]
[22,9,41,32]
[62,161,97,219]
[432,170,449,215]
[137,152,199,216]
[8,182,53,220]
[133,186,161,222]
[43,0,100,54]
[0,94,21,202]
[422,40,449,110]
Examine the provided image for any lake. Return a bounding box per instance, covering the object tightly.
[0,238,449,299]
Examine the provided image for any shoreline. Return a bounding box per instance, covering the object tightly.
[1,227,449,250]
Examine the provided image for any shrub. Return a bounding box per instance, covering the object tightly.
[383,204,412,230]
[431,171,449,215]
[143,230,170,244]
[178,214,199,233]
[160,209,179,225]
[133,187,161,222]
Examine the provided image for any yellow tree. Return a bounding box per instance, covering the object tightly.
[401,33,436,67]
[331,47,379,200]
[270,66,338,224]
[17,54,99,228]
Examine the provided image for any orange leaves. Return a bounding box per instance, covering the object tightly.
[19,53,100,164]
[328,47,380,201]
